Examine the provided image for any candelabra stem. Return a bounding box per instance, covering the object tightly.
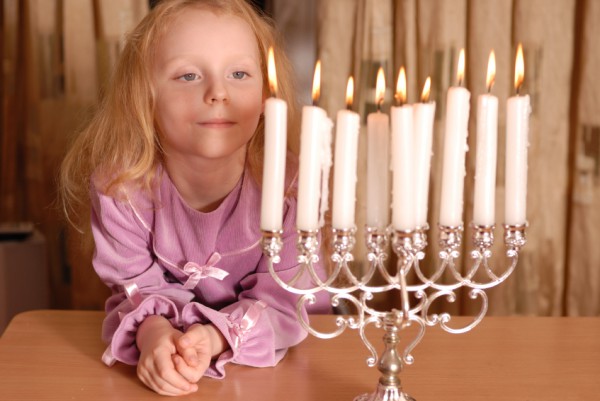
[354,311,415,401]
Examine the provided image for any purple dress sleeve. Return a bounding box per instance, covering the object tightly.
[90,186,195,366]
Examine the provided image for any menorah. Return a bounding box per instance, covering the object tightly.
[259,41,530,400]
[261,220,526,401]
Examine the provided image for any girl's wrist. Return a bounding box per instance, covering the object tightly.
[189,323,228,358]
[136,315,174,351]
[206,324,228,357]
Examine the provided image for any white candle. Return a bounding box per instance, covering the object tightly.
[473,51,498,227]
[413,77,436,228]
[297,61,332,231]
[505,44,530,226]
[366,67,390,229]
[390,67,414,231]
[260,48,288,231]
[440,49,470,227]
[332,77,360,230]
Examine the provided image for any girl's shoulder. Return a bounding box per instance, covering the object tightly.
[90,165,164,223]
[90,164,162,196]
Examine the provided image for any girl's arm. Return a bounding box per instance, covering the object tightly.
[90,185,194,366]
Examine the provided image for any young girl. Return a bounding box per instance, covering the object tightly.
[60,0,330,396]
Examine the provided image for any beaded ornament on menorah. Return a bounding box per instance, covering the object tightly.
[261,219,527,400]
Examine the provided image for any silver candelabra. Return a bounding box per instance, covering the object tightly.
[261,222,527,401]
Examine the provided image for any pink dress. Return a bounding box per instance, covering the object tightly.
[90,160,331,378]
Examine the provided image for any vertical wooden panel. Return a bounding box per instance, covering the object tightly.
[567,0,600,316]
[61,0,102,309]
[1,0,24,222]
[272,0,317,107]
[22,0,70,307]
[63,0,98,103]
[512,0,575,315]
[94,0,149,89]
[393,0,418,103]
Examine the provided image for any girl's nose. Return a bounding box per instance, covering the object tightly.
[204,78,228,104]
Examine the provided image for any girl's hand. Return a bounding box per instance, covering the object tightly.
[173,323,227,383]
[136,315,198,396]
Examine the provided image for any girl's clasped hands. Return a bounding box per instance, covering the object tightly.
[136,315,226,395]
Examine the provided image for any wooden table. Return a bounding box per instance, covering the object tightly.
[1,310,599,400]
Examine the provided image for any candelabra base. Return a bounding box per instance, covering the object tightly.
[262,222,527,401]
[354,383,415,401]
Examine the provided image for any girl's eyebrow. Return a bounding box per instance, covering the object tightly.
[157,54,260,70]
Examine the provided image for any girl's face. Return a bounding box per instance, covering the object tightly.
[153,8,264,166]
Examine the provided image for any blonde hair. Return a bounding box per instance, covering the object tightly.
[60,0,300,230]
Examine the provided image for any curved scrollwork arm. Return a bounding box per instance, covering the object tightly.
[262,221,526,401]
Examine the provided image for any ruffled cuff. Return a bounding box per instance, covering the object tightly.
[102,293,181,366]
[180,299,272,379]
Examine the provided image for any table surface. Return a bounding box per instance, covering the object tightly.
[0,310,599,401]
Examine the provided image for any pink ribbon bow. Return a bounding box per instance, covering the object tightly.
[182,252,228,290]
[230,300,267,350]
[117,282,143,321]
[123,282,143,307]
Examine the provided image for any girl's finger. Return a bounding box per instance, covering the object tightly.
[138,365,195,396]
[176,336,200,367]
[173,354,203,383]
[153,354,197,391]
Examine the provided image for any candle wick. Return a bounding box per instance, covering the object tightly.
[377,98,384,112]
[516,85,521,96]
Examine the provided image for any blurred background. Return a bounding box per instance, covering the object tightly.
[1,0,598,333]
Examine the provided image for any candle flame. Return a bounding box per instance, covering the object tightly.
[267,46,277,96]
[457,48,465,86]
[395,67,407,105]
[486,50,496,92]
[375,67,386,106]
[421,77,431,103]
[312,60,321,104]
[514,43,524,92]
[345,76,354,109]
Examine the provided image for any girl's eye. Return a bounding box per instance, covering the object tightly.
[179,73,199,82]
[232,71,247,80]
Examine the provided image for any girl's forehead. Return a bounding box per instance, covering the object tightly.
[165,8,255,41]
[155,8,260,60]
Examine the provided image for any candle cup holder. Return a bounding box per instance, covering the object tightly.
[261,220,526,400]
